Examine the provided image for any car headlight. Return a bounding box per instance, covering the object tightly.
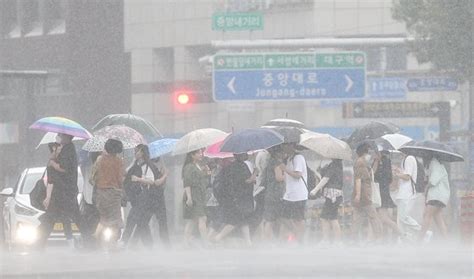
[14,203,38,216]
[16,223,38,244]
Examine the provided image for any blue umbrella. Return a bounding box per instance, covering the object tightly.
[149,138,179,159]
[220,128,284,154]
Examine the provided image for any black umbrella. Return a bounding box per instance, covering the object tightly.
[399,140,464,162]
[220,128,284,154]
[348,121,400,147]
[92,114,162,142]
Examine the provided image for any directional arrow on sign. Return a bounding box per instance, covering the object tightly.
[354,104,363,115]
[227,77,236,95]
[345,75,353,92]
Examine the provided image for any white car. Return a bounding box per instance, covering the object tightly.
[0,167,83,250]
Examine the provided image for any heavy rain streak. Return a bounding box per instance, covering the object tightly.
[0,1,472,278]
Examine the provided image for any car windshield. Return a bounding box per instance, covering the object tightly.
[20,171,43,194]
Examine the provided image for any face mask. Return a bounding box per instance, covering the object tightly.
[55,135,62,144]
[364,154,372,163]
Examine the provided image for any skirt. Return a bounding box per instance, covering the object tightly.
[95,188,124,228]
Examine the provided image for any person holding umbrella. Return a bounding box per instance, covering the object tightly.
[280,142,308,244]
[121,144,168,248]
[37,133,84,249]
[418,155,450,242]
[213,153,257,246]
[91,139,125,247]
[309,159,344,247]
[393,152,422,237]
[182,149,211,247]
[262,146,286,242]
[351,143,382,244]
[398,140,464,242]
[373,150,404,241]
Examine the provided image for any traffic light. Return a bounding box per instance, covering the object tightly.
[177,92,190,105]
[173,89,194,110]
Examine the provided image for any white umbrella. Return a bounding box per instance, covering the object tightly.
[173,128,228,156]
[300,132,353,161]
[381,134,413,150]
[36,132,82,149]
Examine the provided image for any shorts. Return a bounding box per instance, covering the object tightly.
[281,200,306,221]
[263,200,282,222]
[427,200,446,208]
[320,197,342,221]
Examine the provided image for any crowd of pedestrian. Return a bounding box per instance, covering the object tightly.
[35,130,453,251]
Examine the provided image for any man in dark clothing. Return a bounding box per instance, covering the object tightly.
[37,133,83,249]
[214,153,256,245]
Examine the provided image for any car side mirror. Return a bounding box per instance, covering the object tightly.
[0,188,14,197]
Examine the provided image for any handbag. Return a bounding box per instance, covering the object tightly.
[371,169,382,208]
[30,169,47,211]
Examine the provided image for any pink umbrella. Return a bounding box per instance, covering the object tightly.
[204,139,233,159]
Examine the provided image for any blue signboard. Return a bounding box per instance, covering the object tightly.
[213,52,366,102]
[214,69,365,101]
[407,77,458,92]
[368,77,406,99]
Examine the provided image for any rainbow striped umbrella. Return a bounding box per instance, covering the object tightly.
[30,116,92,139]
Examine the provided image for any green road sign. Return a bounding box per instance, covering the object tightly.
[212,12,263,31]
[213,52,365,70]
[213,51,366,101]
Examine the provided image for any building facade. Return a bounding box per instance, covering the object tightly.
[0,0,131,187]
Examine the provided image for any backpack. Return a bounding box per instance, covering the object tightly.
[403,157,426,194]
[30,170,47,211]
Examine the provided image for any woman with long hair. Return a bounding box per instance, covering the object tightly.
[182,149,211,246]
[121,144,167,248]
[373,150,403,241]
[310,159,344,246]
[419,155,449,242]
[262,147,286,242]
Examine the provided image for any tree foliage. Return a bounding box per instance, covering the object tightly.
[392,0,472,80]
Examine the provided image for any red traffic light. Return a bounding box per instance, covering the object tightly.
[177,93,190,105]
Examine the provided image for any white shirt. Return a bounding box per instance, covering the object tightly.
[141,164,154,181]
[283,154,308,202]
[244,160,255,174]
[396,155,417,200]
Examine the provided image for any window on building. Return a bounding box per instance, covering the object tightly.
[153,48,174,83]
[21,0,42,37]
[44,0,66,34]
[1,0,20,38]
